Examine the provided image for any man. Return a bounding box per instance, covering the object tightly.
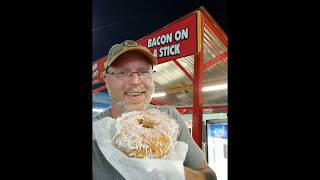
[93,40,217,180]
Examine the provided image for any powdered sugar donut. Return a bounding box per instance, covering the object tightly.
[112,109,179,159]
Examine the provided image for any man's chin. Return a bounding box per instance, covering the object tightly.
[123,103,147,112]
[115,99,150,112]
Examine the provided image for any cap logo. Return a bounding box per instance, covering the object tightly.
[123,40,139,47]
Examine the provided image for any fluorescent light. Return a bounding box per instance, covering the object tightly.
[93,108,105,112]
[152,92,166,98]
[202,83,227,92]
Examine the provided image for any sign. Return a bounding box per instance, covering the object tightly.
[207,123,228,180]
[92,12,199,84]
[92,56,107,85]
[138,12,198,63]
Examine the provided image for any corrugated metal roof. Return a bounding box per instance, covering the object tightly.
[151,22,228,111]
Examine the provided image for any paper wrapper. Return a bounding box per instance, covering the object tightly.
[93,117,188,180]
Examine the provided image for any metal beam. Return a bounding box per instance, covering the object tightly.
[204,51,228,71]
[92,86,107,94]
[192,12,204,148]
[176,105,228,111]
[150,99,161,106]
[157,78,226,94]
[173,60,194,82]
[201,8,228,47]
[193,52,203,148]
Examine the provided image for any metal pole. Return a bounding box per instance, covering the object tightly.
[192,11,204,148]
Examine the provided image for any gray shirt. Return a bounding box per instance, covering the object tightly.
[92,105,206,180]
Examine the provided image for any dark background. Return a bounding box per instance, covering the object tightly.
[92,0,227,61]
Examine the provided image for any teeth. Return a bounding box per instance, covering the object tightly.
[126,92,143,96]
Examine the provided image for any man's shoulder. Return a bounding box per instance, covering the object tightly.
[149,104,184,121]
[150,104,176,112]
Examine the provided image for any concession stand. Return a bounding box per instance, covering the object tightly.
[92,6,228,150]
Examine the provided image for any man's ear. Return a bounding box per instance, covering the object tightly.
[103,73,110,88]
[102,71,107,81]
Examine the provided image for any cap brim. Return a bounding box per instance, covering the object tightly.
[108,47,157,68]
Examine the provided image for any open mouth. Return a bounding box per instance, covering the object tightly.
[125,91,145,97]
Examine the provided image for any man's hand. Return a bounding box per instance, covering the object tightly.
[184,166,205,180]
[184,164,217,180]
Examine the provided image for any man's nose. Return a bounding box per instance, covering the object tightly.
[128,72,142,84]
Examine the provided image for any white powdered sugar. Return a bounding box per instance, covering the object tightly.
[112,109,180,159]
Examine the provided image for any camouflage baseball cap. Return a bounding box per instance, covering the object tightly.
[105,40,157,69]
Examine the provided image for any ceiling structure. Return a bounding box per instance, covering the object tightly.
[150,18,228,114]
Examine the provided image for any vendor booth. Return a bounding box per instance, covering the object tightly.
[92,8,227,178]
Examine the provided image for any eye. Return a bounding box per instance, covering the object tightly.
[116,71,129,76]
[139,70,150,75]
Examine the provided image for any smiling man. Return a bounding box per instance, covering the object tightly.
[104,40,157,115]
[92,40,217,180]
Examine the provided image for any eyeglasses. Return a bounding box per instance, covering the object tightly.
[122,40,139,47]
[106,69,156,79]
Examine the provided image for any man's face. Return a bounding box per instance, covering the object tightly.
[104,52,155,112]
